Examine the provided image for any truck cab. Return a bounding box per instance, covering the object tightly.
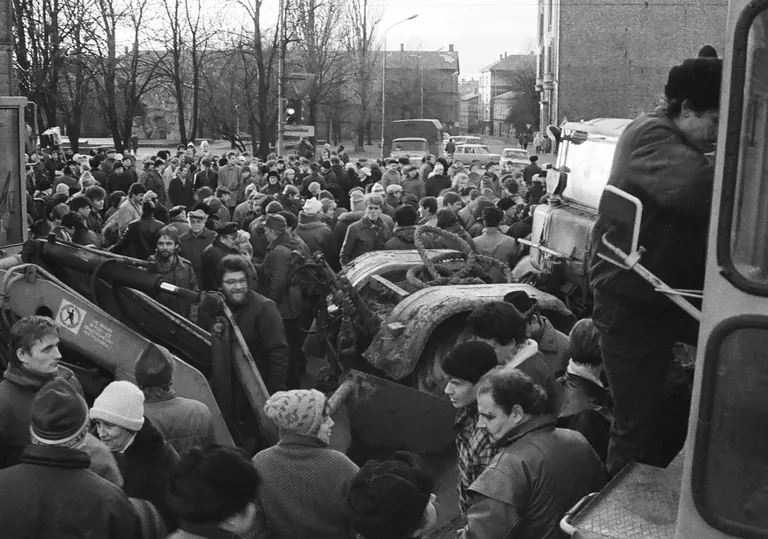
[516,118,631,315]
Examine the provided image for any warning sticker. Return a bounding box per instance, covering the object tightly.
[56,299,86,335]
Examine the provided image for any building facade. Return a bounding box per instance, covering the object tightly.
[536,0,728,130]
[384,45,460,129]
[479,54,535,135]
[460,93,480,132]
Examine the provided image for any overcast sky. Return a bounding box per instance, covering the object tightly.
[374,0,537,79]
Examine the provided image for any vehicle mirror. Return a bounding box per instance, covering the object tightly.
[595,185,643,269]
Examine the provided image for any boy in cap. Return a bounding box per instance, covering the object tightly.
[0,379,139,537]
[442,340,502,517]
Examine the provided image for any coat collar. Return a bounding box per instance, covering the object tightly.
[496,414,556,448]
[3,362,57,390]
[507,339,540,369]
[566,359,604,387]
[21,445,91,469]
[277,430,328,448]
[533,317,558,353]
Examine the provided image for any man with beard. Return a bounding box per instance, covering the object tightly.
[179,205,216,285]
[147,227,198,319]
[198,255,289,392]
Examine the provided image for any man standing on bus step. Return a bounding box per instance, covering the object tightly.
[589,58,722,476]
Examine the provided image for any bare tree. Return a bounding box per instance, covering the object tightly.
[153,0,211,143]
[287,0,348,145]
[228,0,281,156]
[57,0,97,151]
[13,0,66,131]
[343,0,382,151]
[505,61,539,133]
[87,0,162,152]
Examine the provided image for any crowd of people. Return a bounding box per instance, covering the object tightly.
[0,309,610,538]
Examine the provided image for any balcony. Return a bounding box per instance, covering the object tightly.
[543,72,554,90]
[535,77,543,91]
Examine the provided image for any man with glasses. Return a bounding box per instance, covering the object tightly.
[339,194,392,266]
[198,255,289,393]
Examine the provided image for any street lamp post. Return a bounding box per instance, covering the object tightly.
[380,14,418,160]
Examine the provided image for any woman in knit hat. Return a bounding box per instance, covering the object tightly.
[346,451,438,539]
[251,389,359,539]
[91,380,180,530]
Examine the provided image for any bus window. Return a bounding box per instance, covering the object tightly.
[694,321,768,535]
[728,6,768,288]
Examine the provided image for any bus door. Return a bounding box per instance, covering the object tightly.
[676,1,768,537]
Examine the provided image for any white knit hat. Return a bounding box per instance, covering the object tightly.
[264,389,326,436]
[303,197,323,215]
[90,381,145,432]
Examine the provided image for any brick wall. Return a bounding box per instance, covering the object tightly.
[558,0,727,122]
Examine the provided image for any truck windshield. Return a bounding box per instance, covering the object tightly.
[393,140,428,152]
[559,135,619,208]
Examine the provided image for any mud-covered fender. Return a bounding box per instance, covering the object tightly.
[363,283,571,380]
[344,249,456,289]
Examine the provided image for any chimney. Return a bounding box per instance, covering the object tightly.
[505,51,508,58]
[125,46,129,55]
[400,43,404,51]
[499,54,502,60]
[449,44,454,52]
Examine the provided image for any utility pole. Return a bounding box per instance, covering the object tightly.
[380,14,418,160]
[277,0,286,156]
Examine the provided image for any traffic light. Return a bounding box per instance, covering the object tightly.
[286,98,301,125]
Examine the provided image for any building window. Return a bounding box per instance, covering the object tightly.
[547,45,554,74]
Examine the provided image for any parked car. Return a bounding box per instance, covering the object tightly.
[453,144,501,165]
[501,147,530,170]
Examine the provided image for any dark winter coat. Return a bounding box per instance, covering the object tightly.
[461,415,605,539]
[168,176,195,209]
[0,445,140,538]
[260,231,304,320]
[384,225,418,250]
[589,107,713,305]
[200,238,239,291]
[534,317,571,375]
[178,228,216,285]
[557,370,613,462]
[193,169,218,192]
[144,389,216,457]
[300,172,326,198]
[139,169,167,206]
[402,176,426,200]
[115,418,180,527]
[425,174,452,197]
[111,213,165,260]
[107,171,133,195]
[339,216,392,266]
[0,364,82,470]
[297,213,337,266]
[147,254,199,318]
[197,291,289,392]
